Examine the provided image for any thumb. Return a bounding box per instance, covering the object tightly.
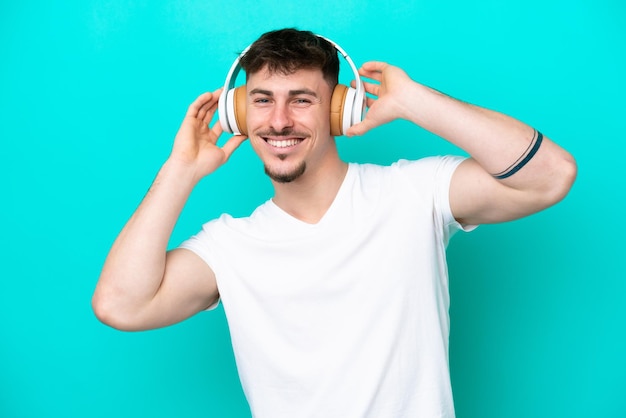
[222,135,248,161]
[346,118,378,137]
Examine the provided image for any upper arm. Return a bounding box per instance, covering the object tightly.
[128,248,218,331]
[449,156,572,225]
[449,130,577,225]
[449,159,526,225]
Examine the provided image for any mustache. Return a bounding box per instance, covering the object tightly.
[256,128,309,138]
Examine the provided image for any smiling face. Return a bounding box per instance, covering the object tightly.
[246,66,337,183]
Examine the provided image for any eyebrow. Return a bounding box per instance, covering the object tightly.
[249,88,318,98]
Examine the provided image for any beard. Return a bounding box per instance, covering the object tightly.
[255,128,310,183]
[264,161,306,183]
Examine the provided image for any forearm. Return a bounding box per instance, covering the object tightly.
[408,85,572,192]
[93,159,197,321]
[405,83,542,173]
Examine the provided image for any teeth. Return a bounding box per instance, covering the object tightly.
[267,139,301,148]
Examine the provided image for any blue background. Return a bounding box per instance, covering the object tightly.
[1,0,624,417]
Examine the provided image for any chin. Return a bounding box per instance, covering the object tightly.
[265,162,307,183]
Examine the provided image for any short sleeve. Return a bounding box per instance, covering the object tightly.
[394,156,477,246]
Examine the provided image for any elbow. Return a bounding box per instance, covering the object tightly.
[542,152,578,208]
[91,291,123,330]
[91,286,141,332]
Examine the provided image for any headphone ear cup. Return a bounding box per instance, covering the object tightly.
[352,87,366,129]
[220,86,248,136]
[219,88,234,134]
[341,87,357,135]
[330,84,349,136]
[233,86,247,136]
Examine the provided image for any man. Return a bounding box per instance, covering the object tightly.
[93,28,576,417]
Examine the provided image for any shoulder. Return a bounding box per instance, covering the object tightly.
[199,200,273,234]
[352,156,466,189]
[392,156,465,178]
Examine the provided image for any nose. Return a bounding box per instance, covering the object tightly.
[269,102,293,132]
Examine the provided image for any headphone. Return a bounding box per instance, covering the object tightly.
[218,36,366,137]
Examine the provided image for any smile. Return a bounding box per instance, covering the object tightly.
[265,138,304,148]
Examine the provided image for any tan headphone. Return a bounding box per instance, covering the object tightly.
[218,36,365,137]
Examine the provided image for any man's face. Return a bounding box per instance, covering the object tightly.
[245,66,334,183]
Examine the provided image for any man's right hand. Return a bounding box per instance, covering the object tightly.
[169,89,248,182]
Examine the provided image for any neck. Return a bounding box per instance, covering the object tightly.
[271,158,348,224]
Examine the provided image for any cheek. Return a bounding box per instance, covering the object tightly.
[315,111,331,133]
[245,107,265,128]
[292,107,330,129]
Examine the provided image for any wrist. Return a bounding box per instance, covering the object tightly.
[403,82,459,128]
[159,158,202,191]
[396,82,433,122]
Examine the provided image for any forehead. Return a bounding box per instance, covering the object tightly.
[246,66,332,95]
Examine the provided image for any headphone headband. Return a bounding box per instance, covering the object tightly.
[218,35,365,136]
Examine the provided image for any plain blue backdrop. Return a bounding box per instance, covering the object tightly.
[1,0,625,417]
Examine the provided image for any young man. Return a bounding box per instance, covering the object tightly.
[93,28,576,417]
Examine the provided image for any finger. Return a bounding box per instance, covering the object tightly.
[351,79,380,96]
[197,88,223,121]
[209,119,224,140]
[360,61,387,72]
[362,81,380,97]
[201,98,220,125]
[358,61,388,80]
[186,92,213,118]
[345,117,378,137]
[221,135,248,161]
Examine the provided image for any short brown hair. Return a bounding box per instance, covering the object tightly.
[240,28,339,87]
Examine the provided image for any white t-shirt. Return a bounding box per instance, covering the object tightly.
[180,156,469,418]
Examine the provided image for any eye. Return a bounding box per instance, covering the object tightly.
[293,98,312,106]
